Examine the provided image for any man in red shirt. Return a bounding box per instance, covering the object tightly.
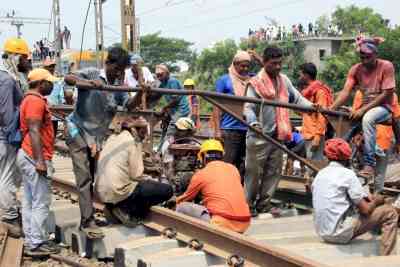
[176,139,251,233]
[17,68,60,256]
[330,37,396,178]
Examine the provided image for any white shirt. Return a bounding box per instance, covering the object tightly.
[312,162,368,244]
[124,67,154,97]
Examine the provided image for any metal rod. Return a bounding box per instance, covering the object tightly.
[203,96,320,172]
[50,254,91,267]
[73,83,349,118]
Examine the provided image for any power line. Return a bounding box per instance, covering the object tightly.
[79,0,93,66]
[138,0,196,16]
[164,0,309,32]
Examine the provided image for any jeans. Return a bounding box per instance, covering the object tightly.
[375,148,390,193]
[304,136,325,161]
[244,134,283,210]
[362,107,391,167]
[117,180,173,219]
[17,150,52,249]
[0,142,20,221]
[222,129,246,176]
[67,133,96,227]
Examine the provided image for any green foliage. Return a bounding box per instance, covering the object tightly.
[315,15,331,35]
[140,32,196,72]
[331,5,388,35]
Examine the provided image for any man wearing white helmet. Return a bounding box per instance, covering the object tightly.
[161,117,200,193]
[0,37,31,237]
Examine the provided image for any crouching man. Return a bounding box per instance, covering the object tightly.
[175,139,251,233]
[312,138,398,255]
[95,118,173,226]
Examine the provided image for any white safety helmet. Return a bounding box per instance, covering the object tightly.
[175,117,195,131]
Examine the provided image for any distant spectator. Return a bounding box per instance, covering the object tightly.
[308,23,313,36]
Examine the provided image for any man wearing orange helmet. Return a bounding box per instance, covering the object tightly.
[0,37,31,237]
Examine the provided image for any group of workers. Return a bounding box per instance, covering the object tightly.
[0,32,399,259]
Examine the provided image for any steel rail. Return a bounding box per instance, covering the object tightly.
[72,83,349,118]
[50,254,91,267]
[51,176,327,267]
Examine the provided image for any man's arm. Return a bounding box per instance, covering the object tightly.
[285,76,313,107]
[357,194,385,216]
[243,85,260,127]
[176,173,202,204]
[331,69,356,110]
[27,119,47,175]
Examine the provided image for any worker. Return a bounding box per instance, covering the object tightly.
[183,79,201,129]
[312,138,398,256]
[124,53,155,97]
[17,68,60,256]
[154,64,190,149]
[43,58,65,138]
[95,118,173,227]
[244,46,312,216]
[330,37,396,178]
[352,90,400,193]
[175,139,251,233]
[299,63,333,161]
[0,37,30,238]
[212,51,253,174]
[64,46,131,239]
[161,117,200,194]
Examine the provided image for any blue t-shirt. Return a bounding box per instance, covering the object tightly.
[215,74,247,131]
[160,77,190,118]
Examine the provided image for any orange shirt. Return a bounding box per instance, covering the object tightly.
[177,160,251,232]
[302,83,332,140]
[353,90,395,150]
[345,59,396,111]
[20,91,54,160]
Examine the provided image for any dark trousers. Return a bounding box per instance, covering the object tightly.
[67,134,96,227]
[222,129,247,177]
[117,180,173,219]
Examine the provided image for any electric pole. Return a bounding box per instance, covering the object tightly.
[94,0,104,68]
[120,0,139,53]
[53,0,62,73]
[0,16,50,38]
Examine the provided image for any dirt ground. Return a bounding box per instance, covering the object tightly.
[22,248,114,267]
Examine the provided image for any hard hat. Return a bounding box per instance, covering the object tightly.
[43,57,56,67]
[3,37,30,56]
[184,79,195,87]
[28,68,59,83]
[175,117,195,131]
[129,53,143,65]
[198,139,224,160]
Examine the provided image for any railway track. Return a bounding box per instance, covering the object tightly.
[45,154,400,267]
[0,226,23,267]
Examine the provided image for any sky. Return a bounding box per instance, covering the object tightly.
[0,0,399,53]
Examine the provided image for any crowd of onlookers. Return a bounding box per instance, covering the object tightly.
[32,26,71,61]
[248,22,343,42]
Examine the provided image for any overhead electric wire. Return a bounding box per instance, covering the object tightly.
[138,0,196,16]
[79,0,92,66]
[164,0,308,32]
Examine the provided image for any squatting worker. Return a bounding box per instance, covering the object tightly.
[17,68,61,256]
[299,63,333,161]
[64,46,131,239]
[175,139,251,233]
[95,118,173,227]
[212,51,252,174]
[312,138,398,256]
[0,37,30,238]
[330,37,396,178]
[244,46,312,216]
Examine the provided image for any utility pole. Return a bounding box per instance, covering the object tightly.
[0,16,50,38]
[53,0,62,73]
[120,0,138,53]
[94,0,104,68]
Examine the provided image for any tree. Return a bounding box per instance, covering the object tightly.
[331,5,388,35]
[140,32,196,72]
[315,14,331,36]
